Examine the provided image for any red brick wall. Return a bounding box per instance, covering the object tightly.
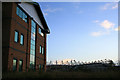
[2,2,47,72]
[8,2,28,72]
[35,24,45,71]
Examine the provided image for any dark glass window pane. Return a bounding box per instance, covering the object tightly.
[30,49,32,54]
[24,15,27,23]
[40,46,42,53]
[31,20,36,28]
[31,45,33,50]
[16,7,19,15]
[16,6,27,23]
[39,28,41,34]
[14,31,18,42]
[31,28,35,34]
[33,56,35,63]
[19,9,23,18]
[31,40,33,45]
[30,61,34,70]
[30,55,35,64]
[41,65,43,69]
[33,29,36,34]
[31,20,34,27]
[33,51,35,55]
[19,60,23,72]
[31,40,34,45]
[33,40,35,45]
[34,23,36,28]
[31,40,35,45]
[33,46,35,50]
[31,27,34,33]
[31,33,35,40]
[23,13,27,23]
[30,55,33,62]
[23,12,25,20]
[30,20,36,70]
[13,59,17,71]
[39,64,41,71]
[42,47,44,54]
[20,34,24,45]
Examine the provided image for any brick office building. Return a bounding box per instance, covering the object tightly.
[2,2,50,72]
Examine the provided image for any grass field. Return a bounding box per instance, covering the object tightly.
[2,71,120,80]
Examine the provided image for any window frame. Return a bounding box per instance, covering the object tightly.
[13,58,17,71]
[16,7,19,16]
[19,59,23,72]
[20,33,24,45]
[42,47,44,55]
[38,27,44,37]
[39,27,41,34]
[30,20,36,70]
[39,64,41,71]
[14,30,19,43]
[40,45,42,54]
[16,6,28,23]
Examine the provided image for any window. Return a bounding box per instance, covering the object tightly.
[41,32,44,36]
[39,64,41,71]
[39,64,44,71]
[13,59,17,71]
[42,47,44,54]
[40,45,42,53]
[39,27,41,34]
[30,61,34,70]
[14,31,19,42]
[19,60,23,72]
[19,9,23,18]
[23,13,27,23]
[40,46,44,54]
[16,6,27,23]
[16,7,19,15]
[30,20,36,70]
[39,27,44,36]
[20,34,24,45]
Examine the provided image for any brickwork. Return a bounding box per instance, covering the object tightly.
[2,2,49,72]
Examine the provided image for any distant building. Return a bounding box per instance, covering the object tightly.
[2,2,50,72]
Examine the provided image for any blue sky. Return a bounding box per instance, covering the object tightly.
[39,2,118,63]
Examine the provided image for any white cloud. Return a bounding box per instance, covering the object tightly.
[91,31,110,37]
[43,8,63,16]
[91,31,103,37]
[102,3,111,10]
[44,8,63,13]
[112,3,118,9]
[101,3,118,10]
[100,20,115,30]
[91,20,116,37]
[93,20,99,23]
